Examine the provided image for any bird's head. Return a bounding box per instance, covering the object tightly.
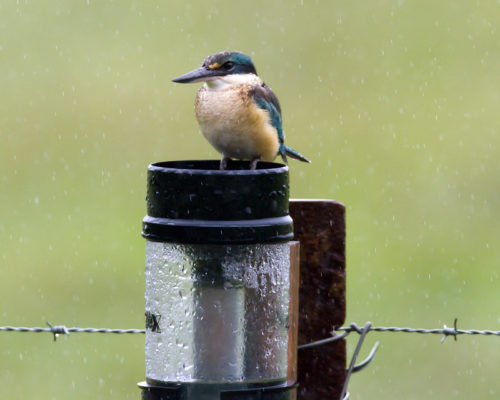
[172,51,257,84]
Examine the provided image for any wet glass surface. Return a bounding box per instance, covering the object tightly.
[145,241,290,383]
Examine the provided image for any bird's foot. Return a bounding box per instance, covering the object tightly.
[220,156,230,170]
[249,157,261,170]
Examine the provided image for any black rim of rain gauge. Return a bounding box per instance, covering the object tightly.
[142,160,293,244]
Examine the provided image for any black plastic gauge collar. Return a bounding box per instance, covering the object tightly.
[142,160,293,244]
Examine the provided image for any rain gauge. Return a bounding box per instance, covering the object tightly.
[139,160,297,399]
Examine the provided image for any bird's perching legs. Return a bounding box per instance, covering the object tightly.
[220,156,261,170]
[250,157,261,170]
[220,156,230,170]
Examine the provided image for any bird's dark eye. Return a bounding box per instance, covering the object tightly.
[222,61,234,70]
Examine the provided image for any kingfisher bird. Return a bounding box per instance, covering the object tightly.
[172,51,310,170]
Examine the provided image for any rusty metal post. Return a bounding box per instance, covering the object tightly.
[289,200,346,400]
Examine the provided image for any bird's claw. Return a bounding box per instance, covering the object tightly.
[250,157,260,170]
[220,156,230,170]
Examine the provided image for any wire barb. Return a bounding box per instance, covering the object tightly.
[46,322,70,342]
[352,341,379,373]
[440,317,459,343]
[340,322,372,400]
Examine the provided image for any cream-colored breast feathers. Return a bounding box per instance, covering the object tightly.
[195,74,280,162]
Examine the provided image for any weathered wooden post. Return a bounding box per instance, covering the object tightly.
[290,200,346,400]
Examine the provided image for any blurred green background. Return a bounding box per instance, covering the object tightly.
[1,0,499,398]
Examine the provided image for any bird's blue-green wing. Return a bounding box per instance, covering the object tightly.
[251,83,311,164]
[251,83,287,160]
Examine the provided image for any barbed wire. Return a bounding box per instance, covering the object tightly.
[297,318,500,353]
[3,318,500,400]
[304,318,500,400]
[3,318,500,343]
[0,323,145,341]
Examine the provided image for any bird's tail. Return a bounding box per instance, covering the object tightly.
[284,145,311,163]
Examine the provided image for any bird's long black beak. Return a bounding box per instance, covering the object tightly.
[172,66,220,84]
